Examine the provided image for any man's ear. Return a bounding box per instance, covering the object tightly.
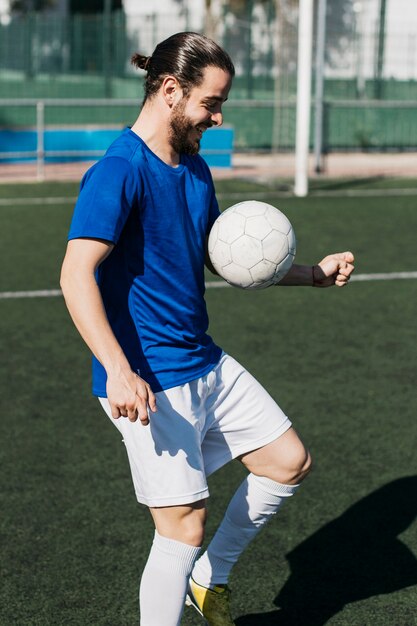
[161,75,183,108]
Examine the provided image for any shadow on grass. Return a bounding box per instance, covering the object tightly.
[236,476,417,626]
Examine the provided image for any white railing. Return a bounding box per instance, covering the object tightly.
[0,98,236,181]
[0,99,142,180]
[1,98,417,181]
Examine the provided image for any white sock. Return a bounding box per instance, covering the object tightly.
[139,531,201,626]
[192,474,299,587]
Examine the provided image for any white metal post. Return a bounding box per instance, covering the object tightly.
[314,0,327,173]
[294,0,314,197]
[36,100,45,182]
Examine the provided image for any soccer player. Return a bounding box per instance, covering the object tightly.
[60,32,354,626]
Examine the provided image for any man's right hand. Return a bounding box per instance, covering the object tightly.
[106,370,157,426]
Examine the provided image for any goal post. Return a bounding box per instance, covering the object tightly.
[294,0,314,197]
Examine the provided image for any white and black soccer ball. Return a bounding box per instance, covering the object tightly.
[208,200,296,289]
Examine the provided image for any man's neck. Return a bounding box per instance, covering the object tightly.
[131,106,180,167]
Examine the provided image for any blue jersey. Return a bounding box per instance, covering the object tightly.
[68,128,222,395]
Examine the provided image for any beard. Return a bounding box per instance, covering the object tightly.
[168,99,207,156]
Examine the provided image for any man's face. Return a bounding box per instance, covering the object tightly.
[168,66,232,156]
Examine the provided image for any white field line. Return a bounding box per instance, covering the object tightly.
[0,289,63,299]
[208,271,417,286]
[218,188,417,200]
[1,186,417,208]
[1,271,417,300]
[310,188,417,198]
[0,197,77,206]
[349,271,417,281]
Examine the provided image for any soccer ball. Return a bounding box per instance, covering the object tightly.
[208,200,296,289]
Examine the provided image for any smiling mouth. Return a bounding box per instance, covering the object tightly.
[196,124,211,137]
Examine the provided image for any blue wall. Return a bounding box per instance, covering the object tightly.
[0,126,234,168]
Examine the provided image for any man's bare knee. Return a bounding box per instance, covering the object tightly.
[295,448,312,482]
[150,500,207,546]
[260,446,312,485]
[240,428,312,486]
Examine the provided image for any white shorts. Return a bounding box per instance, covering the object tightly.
[99,353,292,507]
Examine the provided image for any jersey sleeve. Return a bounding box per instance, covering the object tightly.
[68,156,139,244]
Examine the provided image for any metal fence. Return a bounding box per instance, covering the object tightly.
[0,99,236,180]
[1,3,417,157]
[1,96,416,173]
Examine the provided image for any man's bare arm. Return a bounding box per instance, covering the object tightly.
[277,252,355,288]
[60,238,156,424]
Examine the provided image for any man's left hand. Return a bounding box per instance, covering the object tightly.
[313,251,355,288]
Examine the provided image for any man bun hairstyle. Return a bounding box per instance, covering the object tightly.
[131,53,151,72]
[131,31,235,104]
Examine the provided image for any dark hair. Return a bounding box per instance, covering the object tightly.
[131,32,235,103]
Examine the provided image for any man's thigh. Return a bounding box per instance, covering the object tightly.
[99,388,210,508]
[202,353,292,477]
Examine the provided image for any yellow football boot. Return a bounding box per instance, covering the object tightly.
[185,577,235,625]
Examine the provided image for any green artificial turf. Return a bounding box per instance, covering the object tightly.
[1,180,416,625]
